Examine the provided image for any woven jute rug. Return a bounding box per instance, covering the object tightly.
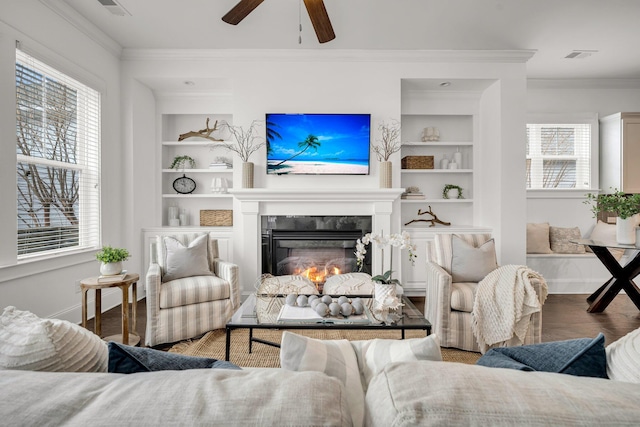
[170,329,481,367]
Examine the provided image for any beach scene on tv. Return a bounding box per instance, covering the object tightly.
[266,113,370,175]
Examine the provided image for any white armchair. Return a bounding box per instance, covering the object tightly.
[424,233,546,352]
[145,232,239,347]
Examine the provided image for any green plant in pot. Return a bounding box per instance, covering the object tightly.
[96,246,130,276]
[169,155,196,170]
[585,188,640,244]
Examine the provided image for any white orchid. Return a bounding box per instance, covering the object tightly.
[354,231,417,283]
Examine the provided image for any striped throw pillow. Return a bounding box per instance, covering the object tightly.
[351,334,442,390]
[280,331,365,427]
[0,306,107,372]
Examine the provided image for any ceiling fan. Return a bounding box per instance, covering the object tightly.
[222,0,336,44]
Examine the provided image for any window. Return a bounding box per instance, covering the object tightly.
[15,49,100,258]
[526,117,596,190]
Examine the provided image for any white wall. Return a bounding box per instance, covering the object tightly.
[122,51,530,293]
[0,2,123,320]
[526,79,640,235]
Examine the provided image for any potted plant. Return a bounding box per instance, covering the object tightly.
[215,120,265,188]
[585,188,640,244]
[169,155,196,170]
[96,246,130,276]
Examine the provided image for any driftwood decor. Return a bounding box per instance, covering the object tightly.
[178,118,224,142]
[404,206,451,227]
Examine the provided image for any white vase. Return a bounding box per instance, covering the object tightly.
[100,261,122,276]
[380,161,392,188]
[242,162,254,188]
[616,217,636,245]
[374,282,396,305]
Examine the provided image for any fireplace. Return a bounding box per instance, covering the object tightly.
[261,215,372,285]
[231,188,404,295]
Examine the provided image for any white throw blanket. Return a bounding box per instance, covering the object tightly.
[471,264,548,354]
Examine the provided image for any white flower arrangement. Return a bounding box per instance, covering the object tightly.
[355,231,417,285]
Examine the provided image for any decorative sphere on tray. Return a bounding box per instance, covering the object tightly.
[321,295,333,305]
[315,302,329,317]
[329,302,341,316]
[337,296,349,305]
[352,301,364,315]
[296,295,308,307]
[340,303,353,316]
[308,295,319,304]
[310,298,321,309]
[285,294,298,306]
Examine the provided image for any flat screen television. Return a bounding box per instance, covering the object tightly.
[266,113,371,175]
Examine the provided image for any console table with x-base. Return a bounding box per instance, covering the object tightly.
[224,293,431,362]
[571,239,640,313]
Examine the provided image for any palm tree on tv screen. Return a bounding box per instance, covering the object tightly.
[274,134,321,166]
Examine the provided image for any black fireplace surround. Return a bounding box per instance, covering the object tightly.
[261,216,372,282]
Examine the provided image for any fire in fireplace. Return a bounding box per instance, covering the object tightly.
[261,216,372,286]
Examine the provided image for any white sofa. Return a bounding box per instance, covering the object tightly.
[1,360,640,426]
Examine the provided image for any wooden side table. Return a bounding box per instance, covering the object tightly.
[81,273,140,346]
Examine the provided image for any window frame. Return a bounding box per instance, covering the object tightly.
[526,113,599,197]
[13,46,102,264]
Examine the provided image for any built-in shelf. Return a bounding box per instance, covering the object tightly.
[401,199,473,203]
[402,141,473,146]
[162,169,233,173]
[162,141,230,146]
[162,194,232,198]
[401,169,473,174]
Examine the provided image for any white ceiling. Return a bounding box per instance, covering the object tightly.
[60,0,640,80]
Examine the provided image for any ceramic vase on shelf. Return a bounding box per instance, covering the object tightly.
[453,147,462,168]
[380,161,392,188]
[242,162,254,188]
[616,217,636,245]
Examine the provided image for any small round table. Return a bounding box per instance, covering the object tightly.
[81,272,140,346]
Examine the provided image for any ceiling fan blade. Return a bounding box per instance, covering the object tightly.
[303,0,336,43]
[222,0,265,25]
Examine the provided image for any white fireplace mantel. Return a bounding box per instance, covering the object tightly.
[230,188,405,202]
[231,188,404,295]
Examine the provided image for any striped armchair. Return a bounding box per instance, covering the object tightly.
[145,232,239,347]
[424,233,546,352]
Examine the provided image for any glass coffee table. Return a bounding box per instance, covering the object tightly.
[225,293,431,361]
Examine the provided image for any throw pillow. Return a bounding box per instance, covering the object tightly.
[476,333,607,378]
[108,342,240,373]
[258,274,318,296]
[526,222,553,254]
[549,226,586,254]
[280,331,365,427]
[162,233,213,282]
[451,236,498,282]
[350,334,442,390]
[587,221,626,260]
[606,327,640,383]
[0,306,108,372]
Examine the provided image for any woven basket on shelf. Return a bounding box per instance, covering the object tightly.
[199,210,233,226]
[401,156,434,169]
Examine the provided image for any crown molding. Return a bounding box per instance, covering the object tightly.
[528,78,640,90]
[40,0,122,58]
[121,48,537,63]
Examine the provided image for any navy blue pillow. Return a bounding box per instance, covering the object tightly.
[108,342,241,373]
[476,333,607,378]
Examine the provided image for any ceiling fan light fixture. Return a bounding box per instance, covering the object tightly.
[564,50,598,59]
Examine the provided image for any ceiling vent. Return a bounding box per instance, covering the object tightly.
[565,50,598,59]
[97,0,131,16]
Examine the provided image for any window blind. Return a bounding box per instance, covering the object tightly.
[16,49,101,258]
[526,123,591,189]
